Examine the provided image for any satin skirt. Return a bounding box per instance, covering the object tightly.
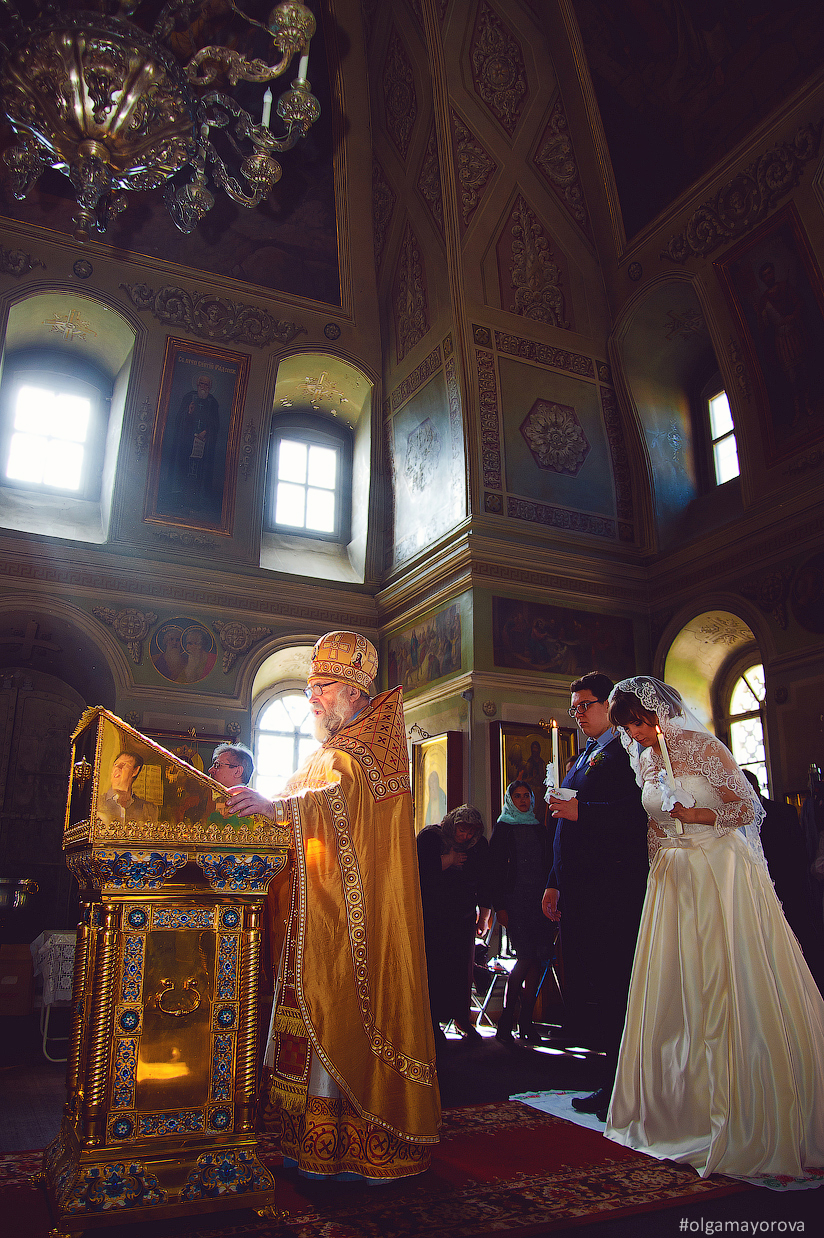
[605,827,824,1178]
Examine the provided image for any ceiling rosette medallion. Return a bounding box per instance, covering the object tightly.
[521,400,589,476]
[0,244,43,276]
[418,124,444,238]
[533,95,592,241]
[470,1,528,137]
[213,621,273,673]
[393,222,429,363]
[93,606,158,664]
[498,196,571,328]
[383,28,417,160]
[452,112,496,229]
[372,156,396,269]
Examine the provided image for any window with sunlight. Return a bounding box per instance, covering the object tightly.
[254,692,320,800]
[274,438,339,534]
[707,390,740,485]
[728,664,767,793]
[6,384,91,491]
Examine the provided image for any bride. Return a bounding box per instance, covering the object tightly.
[604,676,824,1180]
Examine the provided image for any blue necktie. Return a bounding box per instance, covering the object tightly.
[577,738,597,769]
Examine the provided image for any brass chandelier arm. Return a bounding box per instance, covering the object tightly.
[186,46,293,88]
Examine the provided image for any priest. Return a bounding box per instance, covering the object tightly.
[228,631,440,1181]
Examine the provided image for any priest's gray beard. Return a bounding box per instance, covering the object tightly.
[312,685,353,742]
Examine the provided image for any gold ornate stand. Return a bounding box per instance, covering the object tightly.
[41,708,291,1235]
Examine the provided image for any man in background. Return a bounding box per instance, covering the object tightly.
[209,742,254,790]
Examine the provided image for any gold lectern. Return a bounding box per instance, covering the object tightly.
[40,708,291,1235]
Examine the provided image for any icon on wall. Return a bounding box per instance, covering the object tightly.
[150,619,217,685]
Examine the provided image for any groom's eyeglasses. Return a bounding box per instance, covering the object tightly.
[568,700,605,718]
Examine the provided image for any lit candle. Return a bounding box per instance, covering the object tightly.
[297,52,310,83]
[261,88,272,128]
[655,725,675,788]
[656,724,682,833]
[551,719,559,790]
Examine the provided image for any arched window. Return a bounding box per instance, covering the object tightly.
[265,412,352,542]
[0,350,110,500]
[706,388,740,485]
[253,690,320,799]
[727,663,767,793]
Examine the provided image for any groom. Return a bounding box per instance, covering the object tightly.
[543,671,648,1120]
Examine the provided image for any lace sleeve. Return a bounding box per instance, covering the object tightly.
[694,734,757,836]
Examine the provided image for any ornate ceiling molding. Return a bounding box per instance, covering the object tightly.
[533,95,592,240]
[372,156,396,270]
[495,330,594,379]
[600,386,634,539]
[501,196,570,327]
[472,560,640,604]
[418,123,445,238]
[477,347,502,491]
[151,527,217,549]
[383,27,417,160]
[783,446,824,476]
[661,120,822,264]
[93,606,157,664]
[390,344,442,411]
[470,1,528,137]
[213,620,273,673]
[506,496,616,540]
[728,338,751,403]
[740,567,793,630]
[121,284,306,349]
[239,420,258,482]
[0,244,43,277]
[393,222,430,363]
[452,112,496,228]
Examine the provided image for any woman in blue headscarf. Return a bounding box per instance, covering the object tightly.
[488,781,555,1043]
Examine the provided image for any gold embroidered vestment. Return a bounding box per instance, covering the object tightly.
[265,687,440,1178]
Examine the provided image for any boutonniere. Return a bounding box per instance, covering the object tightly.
[585,750,606,774]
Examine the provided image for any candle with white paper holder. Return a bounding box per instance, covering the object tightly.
[656,725,683,834]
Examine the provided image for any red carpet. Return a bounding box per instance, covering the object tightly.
[1,1102,747,1236]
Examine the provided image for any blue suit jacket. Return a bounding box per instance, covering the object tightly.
[548,733,647,898]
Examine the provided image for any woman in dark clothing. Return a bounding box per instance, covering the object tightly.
[488,781,554,1044]
[417,804,492,1045]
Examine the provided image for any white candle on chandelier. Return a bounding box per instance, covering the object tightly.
[261,88,273,127]
[551,719,559,790]
[297,51,310,83]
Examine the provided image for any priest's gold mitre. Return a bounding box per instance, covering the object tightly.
[307,630,378,690]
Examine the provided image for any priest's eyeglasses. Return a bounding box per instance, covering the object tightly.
[304,680,337,699]
[568,699,605,718]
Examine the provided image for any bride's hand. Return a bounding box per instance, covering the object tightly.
[669,804,716,826]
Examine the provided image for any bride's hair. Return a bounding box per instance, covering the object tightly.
[609,688,657,729]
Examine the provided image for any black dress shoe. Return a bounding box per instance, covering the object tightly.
[571,1087,610,1115]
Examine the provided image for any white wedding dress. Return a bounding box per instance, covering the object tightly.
[605,734,824,1179]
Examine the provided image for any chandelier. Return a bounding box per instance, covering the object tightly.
[0,1,321,240]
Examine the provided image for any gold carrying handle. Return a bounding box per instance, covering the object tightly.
[153,977,201,1017]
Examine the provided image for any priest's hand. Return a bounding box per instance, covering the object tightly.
[442,848,467,870]
[225,786,275,818]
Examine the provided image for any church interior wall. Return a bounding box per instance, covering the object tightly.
[0,1,822,938]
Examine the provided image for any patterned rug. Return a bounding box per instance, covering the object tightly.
[1,1102,748,1237]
